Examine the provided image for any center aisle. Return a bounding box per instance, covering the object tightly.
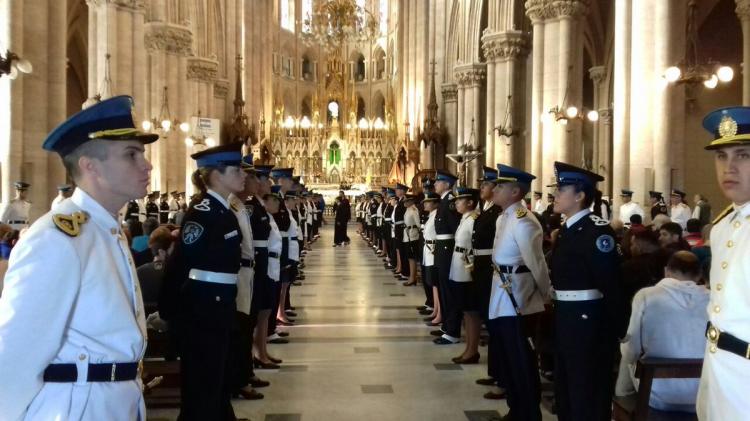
[150,224,555,421]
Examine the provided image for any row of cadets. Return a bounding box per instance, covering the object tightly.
[487,164,551,420]
[431,169,462,345]
[267,168,294,345]
[0,96,154,420]
[246,164,285,368]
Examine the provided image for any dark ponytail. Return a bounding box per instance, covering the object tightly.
[191,168,210,195]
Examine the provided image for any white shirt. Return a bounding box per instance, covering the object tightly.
[403,206,420,243]
[533,199,545,214]
[0,199,31,230]
[488,201,551,318]
[616,278,709,412]
[267,215,283,282]
[230,194,254,315]
[449,212,475,283]
[619,201,645,225]
[0,188,147,421]
[50,195,67,211]
[167,198,179,220]
[422,210,437,267]
[697,202,750,420]
[670,203,692,230]
[288,214,300,262]
[565,208,591,228]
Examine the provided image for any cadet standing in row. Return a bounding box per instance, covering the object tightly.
[618,189,645,226]
[432,170,461,345]
[50,184,74,210]
[0,181,32,230]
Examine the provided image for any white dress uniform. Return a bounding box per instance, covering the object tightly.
[376,201,384,228]
[288,213,300,262]
[267,216,283,282]
[533,199,545,214]
[488,201,551,319]
[619,201,645,225]
[0,188,147,421]
[403,205,420,243]
[449,212,476,283]
[167,198,179,221]
[230,194,254,315]
[670,203,692,230]
[0,199,32,230]
[50,194,69,211]
[422,209,437,267]
[697,203,750,420]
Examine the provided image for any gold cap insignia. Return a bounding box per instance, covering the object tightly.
[53,211,89,237]
[718,115,738,138]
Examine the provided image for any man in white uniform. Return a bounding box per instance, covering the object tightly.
[697,106,750,420]
[532,191,545,214]
[0,181,32,230]
[0,96,157,420]
[670,189,692,230]
[618,189,645,227]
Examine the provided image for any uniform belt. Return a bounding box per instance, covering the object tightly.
[425,240,436,245]
[435,234,454,240]
[394,221,405,225]
[473,249,493,256]
[707,322,750,360]
[44,362,140,383]
[279,231,289,237]
[241,258,253,267]
[291,236,298,240]
[188,268,238,284]
[551,288,603,301]
[406,225,419,229]
[384,218,392,222]
[269,252,280,259]
[253,240,269,247]
[454,246,469,253]
[495,264,530,273]
[7,220,27,224]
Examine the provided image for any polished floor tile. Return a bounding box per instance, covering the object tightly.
[147,225,556,421]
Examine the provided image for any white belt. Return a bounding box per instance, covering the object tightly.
[394,221,405,225]
[473,249,493,256]
[253,240,268,247]
[189,269,238,285]
[384,218,392,222]
[551,289,603,301]
[435,234,454,240]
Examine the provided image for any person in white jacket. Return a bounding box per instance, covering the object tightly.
[616,251,709,412]
[669,189,692,230]
[402,194,421,286]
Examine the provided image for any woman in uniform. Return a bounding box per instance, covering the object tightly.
[421,193,441,325]
[402,194,421,286]
[449,187,482,364]
[549,161,625,421]
[177,142,247,420]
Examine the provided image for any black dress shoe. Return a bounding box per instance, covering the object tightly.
[249,377,270,388]
[277,331,289,337]
[422,316,436,322]
[475,377,497,386]
[430,329,444,336]
[425,321,440,327]
[483,389,507,400]
[433,337,458,345]
[277,319,295,326]
[253,358,280,369]
[452,353,480,364]
[418,309,433,315]
[268,337,289,344]
[285,310,298,317]
[416,305,428,311]
[235,388,264,400]
[292,281,302,286]
[268,356,283,364]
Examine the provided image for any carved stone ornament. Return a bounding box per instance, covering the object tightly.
[549,0,588,19]
[86,0,145,9]
[525,0,554,22]
[598,108,612,125]
[441,83,459,102]
[144,22,193,56]
[588,66,606,84]
[454,64,486,88]
[187,57,219,82]
[214,79,229,98]
[737,0,750,21]
[482,30,529,62]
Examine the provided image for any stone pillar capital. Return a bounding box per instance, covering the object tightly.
[214,79,229,98]
[441,83,459,102]
[525,0,554,23]
[737,0,750,20]
[589,65,606,84]
[187,57,219,82]
[86,0,146,11]
[549,0,588,19]
[454,63,487,88]
[144,22,194,56]
[482,30,530,62]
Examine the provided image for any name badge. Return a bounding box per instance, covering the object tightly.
[224,230,239,240]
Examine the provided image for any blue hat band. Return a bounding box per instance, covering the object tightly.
[558,172,596,186]
[196,151,242,168]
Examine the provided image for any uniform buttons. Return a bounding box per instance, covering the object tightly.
[79,354,87,361]
[727,240,734,248]
[713,305,721,313]
[716,284,723,291]
[710,345,717,353]
[215,296,221,302]
[721,261,728,269]
[734,221,741,228]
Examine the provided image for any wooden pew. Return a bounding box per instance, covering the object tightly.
[142,328,181,408]
[613,357,703,421]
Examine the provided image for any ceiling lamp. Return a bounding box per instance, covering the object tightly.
[142,86,189,136]
[301,0,380,53]
[547,105,599,124]
[662,0,734,89]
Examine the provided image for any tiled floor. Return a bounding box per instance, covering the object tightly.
[148,224,556,421]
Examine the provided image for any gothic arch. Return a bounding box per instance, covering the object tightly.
[372,90,386,119]
[66,0,87,115]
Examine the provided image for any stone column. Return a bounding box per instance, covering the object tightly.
[441,83,458,172]
[737,0,750,105]
[484,58,496,168]
[526,0,549,190]
[613,0,631,211]
[598,108,613,196]
[455,64,486,186]
[588,65,605,175]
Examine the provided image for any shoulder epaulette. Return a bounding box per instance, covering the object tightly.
[470,211,479,219]
[515,207,527,219]
[712,204,735,225]
[53,211,89,237]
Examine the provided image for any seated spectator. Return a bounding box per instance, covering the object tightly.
[137,226,175,312]
[683,218,704,247]
[124,219,141,248]
[131,217,158,252]
[616,251,710,412]
[0,224,13,260]
[622,230,670,309]
[629,214,647,234]
[658,222,691,253]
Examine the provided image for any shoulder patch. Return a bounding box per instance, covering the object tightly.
[182,221,204,244]
[194,199,211,212]
[589,214,609,226]
[712,204,735,225]
[595,234,615,253]
[52,211,89,237]
[516,208,527,219]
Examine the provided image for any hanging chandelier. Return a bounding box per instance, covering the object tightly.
[662,0,734,89]
[301,0,380,53]
[141,86,190,135]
